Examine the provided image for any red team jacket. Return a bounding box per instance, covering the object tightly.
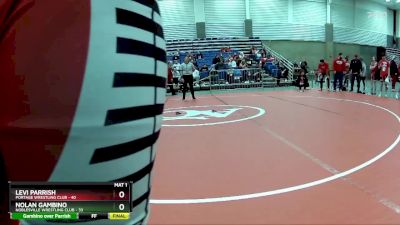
[0,0,166,225]
[333,57,346,73]
[318,62,329,75]
[378,59,390,78]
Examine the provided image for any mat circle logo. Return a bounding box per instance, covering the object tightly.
[162,105,266,127]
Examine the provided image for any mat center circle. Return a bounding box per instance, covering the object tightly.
[162,105,266,127]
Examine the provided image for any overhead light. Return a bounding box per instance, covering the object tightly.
[386,0,390,2]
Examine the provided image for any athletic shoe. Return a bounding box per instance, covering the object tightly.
[396,93,399,99]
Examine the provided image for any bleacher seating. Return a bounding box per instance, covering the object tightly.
[166,37,262,55]
[165,37,291,91]
[264,62,279,77]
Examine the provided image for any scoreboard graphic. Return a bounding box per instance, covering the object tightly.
[9,182,132,221]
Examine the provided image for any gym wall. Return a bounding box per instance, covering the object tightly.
[158,0,392,72]
[263,40,377,72]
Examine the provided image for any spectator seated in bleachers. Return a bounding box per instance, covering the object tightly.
[192,57,199,69]
[212,54,221,65]
[250,46,257,55]
[200,64,209,72]
[261,48,267,58]
[239,51,245,60]
[255,51,262,61]
[267,55,275,62]
[263,58,281,78]
[228,57,237,68]
[172,51,179,61]
[221,46,232,52]
[196,52,203,59]
[260,57,268,68]
[239,60,247,69]
[276,65,289,87]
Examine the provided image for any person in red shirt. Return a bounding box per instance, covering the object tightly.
[378,55,390,97]
[317,59,330,91]
[333,53,346,91]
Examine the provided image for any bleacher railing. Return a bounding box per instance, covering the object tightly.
[177,68,266,91]
[263,45,294,81]
[207,68,263,90]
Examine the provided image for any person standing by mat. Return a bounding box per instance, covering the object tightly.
[370,56,379,95]
[167,62,176,95]
[360,57,367,94]
[181,56,196,100]
[333,53,346,91]
[342,56,350,90]
[349,54,362,93]
[389,56,398,92]
[378,55,390,97]
[317,59,330,91]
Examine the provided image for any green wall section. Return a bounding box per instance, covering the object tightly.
[244,19,253,37]
[263,40,326,70]
[263,40,377,74]
[196,22,206,39]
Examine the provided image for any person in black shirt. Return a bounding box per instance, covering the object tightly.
[212,54,221,65]
[300,60,308,74]
[192,57,199,69]
[200,65,209,72]
[173,51,180,61]
[349,54,363,93]
[389,56,398,91]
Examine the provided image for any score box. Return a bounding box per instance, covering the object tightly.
[10,212,130,221]
[10,182,130,201]
[10,212,79,220]
[9,182,131,217]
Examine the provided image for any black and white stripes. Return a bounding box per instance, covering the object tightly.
[116,8,164,39]
[47,1,166,224]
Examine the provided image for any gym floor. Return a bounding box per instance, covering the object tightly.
[149,85,400,224]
